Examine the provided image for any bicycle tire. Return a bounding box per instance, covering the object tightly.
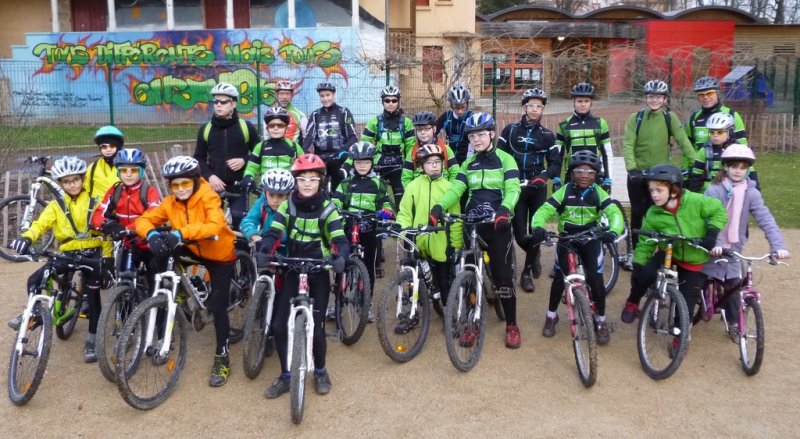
[228,251,255,344]
[602,241,620,295]
[290,313,307,425]
[444,270,487,372]
[376,270,431,362]
[55,271,84,340]
[7,304,52,406]
[242,279,270,379]
[637,285,689,380]
[115,295,187,410]
[430,282,445,318]
[336,257,372,346]
[97,284,142,383]
[739,297,765,376]
[0,195,54,262]
[570,287,597,387]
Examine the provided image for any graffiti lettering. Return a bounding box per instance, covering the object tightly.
[222,40,275,65]
[278,41,341,68]
[94,42,215,66]
[12,90,102,108]
[32,43,91,65]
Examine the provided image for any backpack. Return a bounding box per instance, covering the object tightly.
[203,118,249,144]
[110,181,152,211]
[57,195,98,245]
[635,109,673,145]
[555,182,606,215]
[285,198,337,249]
[375,114,406,145]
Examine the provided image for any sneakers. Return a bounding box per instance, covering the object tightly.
[208,354,231,387]
[313,370,332,395]
[542,315,559,337]
[531,258,542,279]
[621,300,640,324]
[83,342,97,363]
[367,309,375,324]
[7,314,22,330]
[520,271,534,293]
[505,324,521,349]
[325,304,336,321]
[394,315,419,335]
[595,320,610,345]
[458,325,478,348]
[264,376,291,399]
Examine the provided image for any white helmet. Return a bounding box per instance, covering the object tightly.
[261,168,295,194]
[162,156,200,179]
[210,82,239,100]
[643,80,669,95]
[706,112,735,131]
[50,156,87,180]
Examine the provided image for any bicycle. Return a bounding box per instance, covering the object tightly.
[697,250,787,376]
[7,249,101,406]
[632,229,695,380]
[335,210,375,345]
[0,156,62,262]
[241,240,277,379]
[599,198,632,295]
[375,223,444,363]
[540,228,605,387]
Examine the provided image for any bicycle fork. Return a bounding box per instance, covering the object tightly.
[456,257,485,323]
[286,303,315,374]
[396,266,420,320]
[255,275,276,337]
[14,295,53,356]
[145,270,181,360]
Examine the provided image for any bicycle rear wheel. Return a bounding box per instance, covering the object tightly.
[7,304,52,406]
[444,270,487,372]
[739,297,765,376]
[570,287,597,387]
[336,257,371,346]
[376,270,431,362]
[290,313,307,425]
[602,242,619,295]
[97,284,142,383]
[0,195,53,262]
[242,279,271,379]
[115,296,187,410]
[228,251,255,344]
[637,285,689,380]
[55,271,84,340]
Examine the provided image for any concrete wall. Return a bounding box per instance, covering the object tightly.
[0,0,52,58]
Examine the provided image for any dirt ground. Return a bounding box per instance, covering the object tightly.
[1,230,799,437]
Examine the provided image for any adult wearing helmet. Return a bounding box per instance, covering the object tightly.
[241,106,304,196]
[623,80,696,253]
[136,155,238,387]
[437,84,475,164]
[360,85,416,202]
[430,112,524,349]
[10,155,105,362]
[688,112,759,193]
[240,168,295,243]
[530,151,623,344]
[303,82,358,193]
[620,163,727,330]
[194,82,260,230]
[271,80,307,143]
[402,111,461,186]
[685,76,748,165]
[497,88,560,291]
[555,82,613,193]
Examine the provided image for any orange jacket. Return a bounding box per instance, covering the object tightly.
[135,178,235,262]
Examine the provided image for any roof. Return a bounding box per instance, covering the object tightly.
[482,5,766,24]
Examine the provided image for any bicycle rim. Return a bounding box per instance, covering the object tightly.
[229,251,255,344]
[7,305,52,406]
[444,271,486,372]
[290,313,307,425]
[571,290,597,387]
[97,285,139,383]
[0,196,53,262]
[637,286,689,380]
[376,270,430,362]
[242,281,269,379]
[739,298,765,376]
[337,257,371,346]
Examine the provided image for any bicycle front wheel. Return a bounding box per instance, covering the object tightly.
[570,287,597,387]
[637,285,689,380]
[739,297,765,376]
[444,270,487,372]
[242,279,271,379]
[115,295,187,410]
[336,257,371,346]
[0,195,53,262]
[376,270,430,362]
[228,250,255,344]
[7,304,52,406]
[97,284,142,383]
[290,313,307,425]
[55,271,84,340]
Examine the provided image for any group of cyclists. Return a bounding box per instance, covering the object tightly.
[7,74,791,402]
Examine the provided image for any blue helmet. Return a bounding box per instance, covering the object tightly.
[464,112,495,134]
[94,125,124,147]
[114,148,147,166]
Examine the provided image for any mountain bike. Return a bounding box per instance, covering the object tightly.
[335,210,374,345]
[697,250,787,376]
[242,241,277,379]
[0,156,62,262]
[7,249,101,406]
[632,229,694,380]
[599,198,632,295]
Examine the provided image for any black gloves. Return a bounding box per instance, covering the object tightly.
[530,175,548,190]
[530,227,547,244]
[101,220,126,239]
[702,227,720,251]
[429,205,444,227]
[147,231,181,257]
[10,237,32,255]
[628,169,644,184]
[494,206,511,232]
[241,176,255,194]
[601,230,618,244]
[331,255,346,274]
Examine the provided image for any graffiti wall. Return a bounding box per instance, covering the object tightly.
[3,28,388,124]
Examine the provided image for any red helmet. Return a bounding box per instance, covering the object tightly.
[291,154,327,176]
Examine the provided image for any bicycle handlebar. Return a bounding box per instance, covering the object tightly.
[718,250,789,266]
[266,255,332,271]
[23,249,102,271]
[442,212,495,224]
[632,229,707,253]
[542,227,607,247]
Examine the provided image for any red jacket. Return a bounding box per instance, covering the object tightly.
[91,181,161,230]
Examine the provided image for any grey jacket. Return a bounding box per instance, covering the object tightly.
[703,179,787,280]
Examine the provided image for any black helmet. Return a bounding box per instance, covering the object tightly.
[412,111,437,127]
[693,76,720,93]
[521,88,547,105]
[316,82,336,93]
[644,163,683,187]
[571,82,596,98]
[569,150,601,172]
[348,141,377,160]
[447,85,471,105]
[263,106,290,125]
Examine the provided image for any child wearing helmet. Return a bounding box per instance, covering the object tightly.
[686,76,748,159]
[401,111,460,186]
[135,155,238,388]
[271,79,307,143]
[497,88,560,293]
[87,125,124,269]
[437,84,474,164]
[555,82,613,193]
[258,153,350,399]
[9,156,106,363]
[703,145,789,334]
[241,107,305,194]
[620,164,727,345]
[240,168,295,244]
[429,111,523,349]
[529,151,624,344]
[360,85,416,202]
[688,112,760,192]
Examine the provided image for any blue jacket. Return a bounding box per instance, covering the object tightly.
[240,194,286,251]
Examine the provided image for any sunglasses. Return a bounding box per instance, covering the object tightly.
[169,180,194,190]
[383,99,399,104]
[212,99,233,105]
[119,167,140,175]
[696,91,717,98]
[296,176,321,184]
[708,129,728,135]
[573,169,597,176]
[99,143,117,150]
[267,123,287,129]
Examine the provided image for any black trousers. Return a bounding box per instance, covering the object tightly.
[627,173,653,249]
[513,185,547,272]
[548,238,605,316]
[629,253,706,316]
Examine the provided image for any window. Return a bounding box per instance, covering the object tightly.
[417,0,430,5]
[174,0,203,30]
[423,46,444,83]
[483,50,543,92]
[250,0,283,28]
[115,0,167,30]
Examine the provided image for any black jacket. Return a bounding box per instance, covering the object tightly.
[193,111,260,186]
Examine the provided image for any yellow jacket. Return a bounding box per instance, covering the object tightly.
[84,158,120,202]
[22,190,104,252]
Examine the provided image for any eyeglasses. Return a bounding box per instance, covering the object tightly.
[708,129,728,135]
[467,131,490,141]
[383,99,399,104]
[696,91,717,98]
[267,123,287,129]
[424,160,442,166]
[573,169,597,176]
[212,99,233,105]
[99,143,117,150]
[415,126,433,133]
[525,103,544,109]
[296,176,321,184]
[169,180,194,191]
[59,176,82,185]
[119,167,140,175]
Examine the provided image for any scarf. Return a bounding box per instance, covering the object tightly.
[722,177,747,245]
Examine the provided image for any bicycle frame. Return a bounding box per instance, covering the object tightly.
[20,177,64,232]
[13,294,54,357]
[562,251,587,331]
[144,258,183,359]
[253,273,277,337]
[453,218,491,324]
